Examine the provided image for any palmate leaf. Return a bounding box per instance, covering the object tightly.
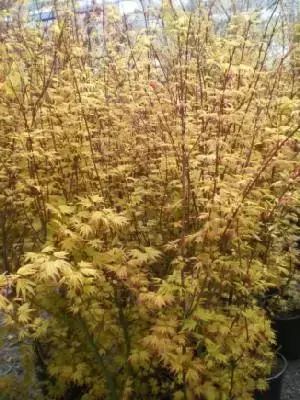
[0,293,11,310]
[61,237,79,252]
[144,247,162,261]
[41,245,56,254]
[181,319,198,332]
[17,303,33,324]
[79,267,98,277]
[128,247,162,265]
[59,204,75,215]
[53,251,69,259]
[16,278,35,299]
[61,271,84,290]
[16,264,36,276]
[140,292,175,309]
[78,223,94,238]
[186,368,200,385]
[129,349,150,369]
[128,249,149,264]
[38,258,72,281]
[100,210,129,230]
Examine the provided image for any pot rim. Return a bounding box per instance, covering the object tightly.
[274,312,300,321]
[266,353,288,382]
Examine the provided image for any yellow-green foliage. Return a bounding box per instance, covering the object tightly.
[0,2,299,399]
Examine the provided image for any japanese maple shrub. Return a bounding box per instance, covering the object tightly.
[0,2,299,400]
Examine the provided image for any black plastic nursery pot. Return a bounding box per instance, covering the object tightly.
[254,353,288,400]
[274,312,300,360]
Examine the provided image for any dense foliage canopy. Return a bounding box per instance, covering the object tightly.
[0,1,299,399]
